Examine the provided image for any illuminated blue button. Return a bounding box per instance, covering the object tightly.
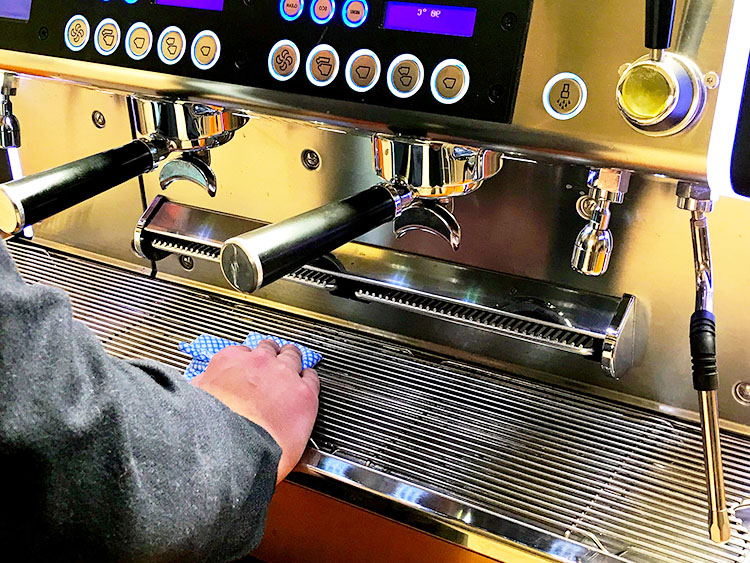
[342,0,368,27]
[430,59,470,104]
[268,39,300,82]
[94,19,121,56]
[191,30,221,70]
[280,0,304,21]
[542,72,587,120]
[306,44,339,86]
[311,0,335,24]
[125,22,153,60]
[157,26,186,65]
[387,54,424,98]
[345,49,380,92]
[64,15,90,52]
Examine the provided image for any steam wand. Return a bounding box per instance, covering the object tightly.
[676,182,731,544]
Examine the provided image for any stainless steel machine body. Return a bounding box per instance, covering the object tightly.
[1,0,750,561]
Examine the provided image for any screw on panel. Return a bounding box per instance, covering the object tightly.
[500,12,517,31]
[179,255,195,271]
[301,149,321,170]
[38,27,49,41]
[733,382,750,405]
[704,72,720,90]
[488,84,505,104]
[92,111,106,129]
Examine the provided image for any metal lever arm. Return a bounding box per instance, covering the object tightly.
[646,0,677,51]
[0,138,168,235]
[221,185,410,293]
[689,210,731,544]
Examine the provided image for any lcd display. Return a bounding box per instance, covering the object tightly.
[384,2,477,38]
[0,0,32,21]
[155,0,225,11]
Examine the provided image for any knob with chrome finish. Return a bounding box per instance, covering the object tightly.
[571,168,630,277]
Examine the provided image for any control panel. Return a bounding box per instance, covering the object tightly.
[0,0,531,124]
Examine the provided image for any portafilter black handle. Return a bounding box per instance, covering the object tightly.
[221,185,401,293]
[0,138,164,235]
[646,0,677,50]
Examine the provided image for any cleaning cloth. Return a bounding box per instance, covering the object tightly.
[179,332,323,380]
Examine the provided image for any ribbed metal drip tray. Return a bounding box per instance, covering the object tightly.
[8,241,750,563]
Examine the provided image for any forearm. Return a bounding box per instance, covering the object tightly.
[0,242,280,561]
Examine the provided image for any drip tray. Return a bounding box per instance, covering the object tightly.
[8,240,750,563]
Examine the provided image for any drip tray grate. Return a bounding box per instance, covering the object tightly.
[8,241,750,563]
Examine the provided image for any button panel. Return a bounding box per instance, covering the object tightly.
[94,18,121,57]
[543,72,588,120]
[64,15,90,52]
[157,26,186,65]
[306,44,339,86]
[268,39,301,82]
[191,30,221,70]
[125,22,153,60]
[430,59,470,104]
[345,49,380,92]
[387,54,424,99]
[45,1,530,126]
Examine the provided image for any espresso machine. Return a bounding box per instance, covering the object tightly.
[1,0,750,561]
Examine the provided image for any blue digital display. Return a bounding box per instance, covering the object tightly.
[155,0,225,10]
[0,0,32,21]
[384,2,477,38]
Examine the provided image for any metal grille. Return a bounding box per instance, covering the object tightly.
[8,241,750,563]
[355,287,597,355]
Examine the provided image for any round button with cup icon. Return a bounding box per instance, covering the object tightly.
[387,54,424,98]
[306,44,339,87]
[125,22,153,61]
[191,30,221,70]
[94,19,121,57]
[157,26,186,65]
[345,49,380,92]
[430,59,470,104]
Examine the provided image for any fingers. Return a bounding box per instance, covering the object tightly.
[254,339,281,359]
[277,344,303,373]
[301,368,320,395]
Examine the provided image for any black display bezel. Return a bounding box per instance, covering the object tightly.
[730,57,750,198]
[0,0,531,125]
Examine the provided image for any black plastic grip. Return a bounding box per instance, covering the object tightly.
[646,0,677,50]
[690,310,718,392]
[221,185,397,293]
[0,140,155,233]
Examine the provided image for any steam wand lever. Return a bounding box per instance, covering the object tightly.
[677,182,731,544]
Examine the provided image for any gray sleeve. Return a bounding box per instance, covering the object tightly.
[0,241,281,562]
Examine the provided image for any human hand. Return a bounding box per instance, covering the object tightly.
[191,340,320,482]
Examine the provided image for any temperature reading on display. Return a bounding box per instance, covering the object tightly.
[384,2,477,38]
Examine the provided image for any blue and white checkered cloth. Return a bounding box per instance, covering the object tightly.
[179,332,323,380]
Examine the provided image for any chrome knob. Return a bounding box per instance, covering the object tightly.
[571,168,630,277]
[572,206,613,276]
